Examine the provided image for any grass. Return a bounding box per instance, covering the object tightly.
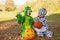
[46,13,60,22]
[0,11,60,22]
[46,13,60,40]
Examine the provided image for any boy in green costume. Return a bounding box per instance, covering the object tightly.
[16,6,35,38]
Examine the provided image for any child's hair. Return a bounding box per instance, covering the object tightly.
[39,8,47,16]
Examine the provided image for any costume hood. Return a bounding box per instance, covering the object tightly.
[38,8,47,17]
[23,6,32,16]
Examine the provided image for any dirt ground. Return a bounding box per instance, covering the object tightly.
[0,17,60,40]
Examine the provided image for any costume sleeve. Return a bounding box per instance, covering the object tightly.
[16,13,22,24]
[34,17,38,22]
[42,18,48,29]
[22,16,25,24]
[30,17,34,25]
[16,14,22,20]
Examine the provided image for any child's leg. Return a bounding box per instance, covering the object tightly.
[44,30,53,38]
[36,32,45,40]
[37,32,44,36]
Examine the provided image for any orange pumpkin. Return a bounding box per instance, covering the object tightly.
[24,28,35,40]
[33,21,43,29]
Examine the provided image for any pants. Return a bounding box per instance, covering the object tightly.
[37,30,53,37]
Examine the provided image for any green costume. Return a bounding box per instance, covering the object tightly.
[16,13,22,24]
[16,6,34,37]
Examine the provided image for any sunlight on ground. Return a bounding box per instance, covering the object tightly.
[0,26,11,30]
[0,11,60,21]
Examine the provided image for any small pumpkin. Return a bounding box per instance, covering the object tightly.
[33,21,43,29]
[24,28,35,40]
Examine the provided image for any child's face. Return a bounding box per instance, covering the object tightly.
[38,11,43,17]
[28,10,32,16]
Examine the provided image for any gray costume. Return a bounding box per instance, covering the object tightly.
[33,8,53,37]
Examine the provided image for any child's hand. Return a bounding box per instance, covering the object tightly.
[38,17,40,21]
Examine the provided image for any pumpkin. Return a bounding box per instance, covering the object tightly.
[33,21,43,29]
[24,28,35,40]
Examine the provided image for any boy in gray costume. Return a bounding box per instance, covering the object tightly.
[33,8,53,38]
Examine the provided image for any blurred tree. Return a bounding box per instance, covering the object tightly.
[5,0,16,11]
[0,4,5,11]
